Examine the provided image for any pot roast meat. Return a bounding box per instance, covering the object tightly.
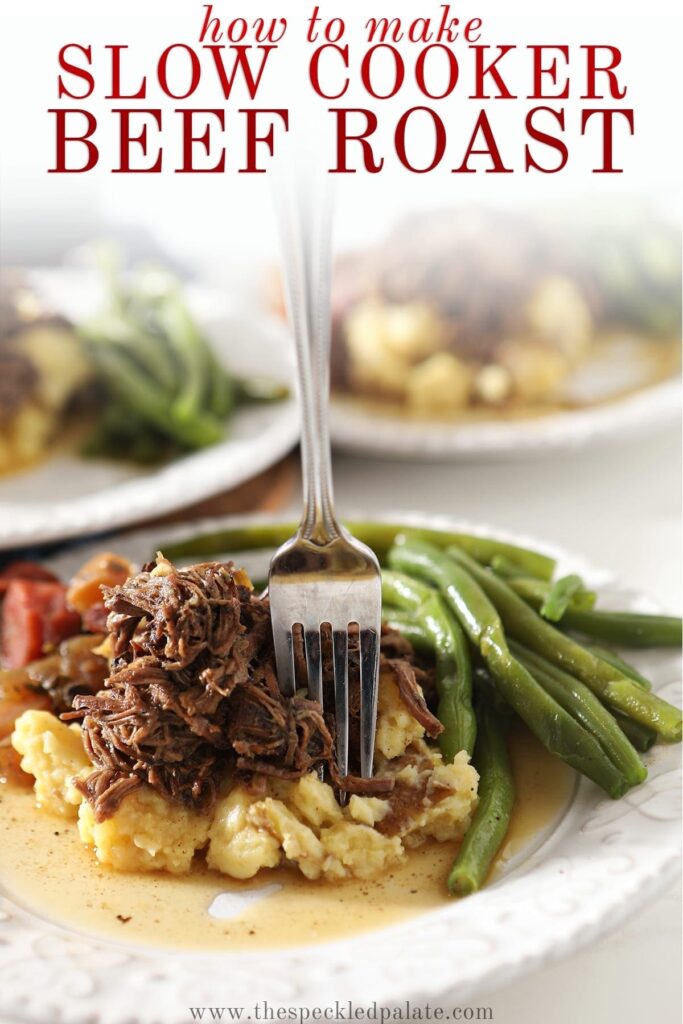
[375,757,453,837]
[75,768,143,817]
[378,625,418,662]
[229,662,334,773]
[328,763,396,796]
[67,559,251,820]
[105,557,248,673]
[72,679,225,821]
[66,556,435,820]
[385,659,444,739]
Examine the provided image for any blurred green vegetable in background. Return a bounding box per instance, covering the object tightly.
[79,247,287,464]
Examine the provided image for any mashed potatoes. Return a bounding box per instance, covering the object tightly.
[79,787,211,875]
[12,670,478,882]
[375,668,426,759]
[12,709,90,817]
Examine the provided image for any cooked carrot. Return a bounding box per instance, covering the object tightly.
[66,552,134,614]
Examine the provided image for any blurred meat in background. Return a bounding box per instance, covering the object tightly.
[0,273,91,475]
[326,201,681,420]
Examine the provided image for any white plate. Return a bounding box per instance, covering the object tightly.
[330,378,682,460]
[1,513,680,1024]
[0,271,299,548]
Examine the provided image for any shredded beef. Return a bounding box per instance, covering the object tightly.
[66,556,433,821]
[67,560,253,820]
[106,557,248,673]
[329,764,396,796]
[385,659,444,738]
[81,603,110,634]
[228,663,332,769]
[72,678,226,819]
[379,625,416,662]
[75,769,142,812]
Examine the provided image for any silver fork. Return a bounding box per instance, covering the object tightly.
[269,171,381,781]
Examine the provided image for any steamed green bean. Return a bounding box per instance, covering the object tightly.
[446,547,682,743]
[164,522,557,579]
[381,571,475,758]
[388,539,631,797]
[510,641,646,786]
[448,706,515,896]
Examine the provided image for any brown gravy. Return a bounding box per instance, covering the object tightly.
[0,726,573,952]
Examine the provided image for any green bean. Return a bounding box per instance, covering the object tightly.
[82,255,287,461]
[509,581,682,648]
[375,526,555,578]
[389,613,495,693]
[473,665,516,718]
[586,645,652,690]
[448,706,515,896]
[388,539,630,797]
[515,584,681,647]
[132,265,235,421]
[80,315,178,394]
[446,547,683,743]
[163,522,557,579]
[134,270,286,418]
[611,713,657,753]
[89,344,224,448]
[382,607,503,738]
[381,570,434,611]
[420,593,476,760]
[80,406,168,464]
[155,290,213,423]
[381,611,433,656]
[491,554,540,579]
[381,572,476,758]
[560,608,682,648]
[209,367,236,419]
[510,641,646,786]
[164,521,299,560]
[509,575,596,620]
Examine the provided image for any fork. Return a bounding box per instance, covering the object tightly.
[268,170,382,782]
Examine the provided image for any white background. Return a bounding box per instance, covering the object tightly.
[1,2,682,283]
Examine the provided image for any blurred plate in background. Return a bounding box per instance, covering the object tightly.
[330,374,681,460]
[327,202,681,458]
[0,270,298,548]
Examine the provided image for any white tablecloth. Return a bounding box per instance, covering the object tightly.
[323,422,682,1023]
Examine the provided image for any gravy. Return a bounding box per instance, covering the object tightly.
[0,726,573,952]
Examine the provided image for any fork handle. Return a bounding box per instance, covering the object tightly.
[275,167,340,546]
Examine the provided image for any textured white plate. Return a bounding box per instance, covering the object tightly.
[0,272,299,548]
[1,513,680,1024]
[330,378,682,460]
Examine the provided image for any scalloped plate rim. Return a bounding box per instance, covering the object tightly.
[0,511,680,1024]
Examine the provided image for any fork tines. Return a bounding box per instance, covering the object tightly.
[273,620,379,782]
